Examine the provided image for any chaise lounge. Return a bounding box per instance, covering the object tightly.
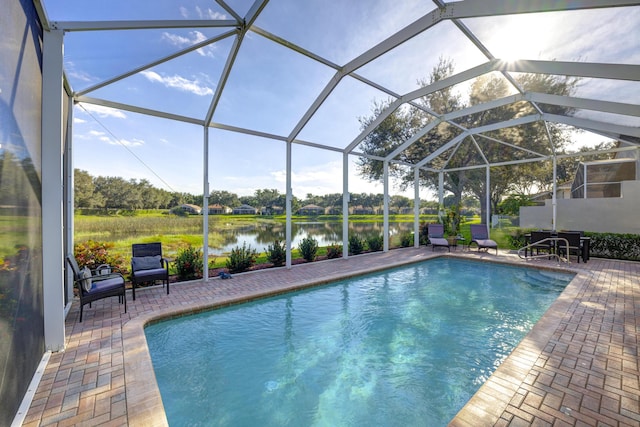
[469,224,498,255]
[427,223,451,252]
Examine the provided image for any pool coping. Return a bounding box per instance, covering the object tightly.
[122,251,585,426]
[449,262,589,425]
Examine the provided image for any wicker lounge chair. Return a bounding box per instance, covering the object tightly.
[469,224,498,255]
[131,242,170,300]
[427,224,450,252]
[66,255,127,322]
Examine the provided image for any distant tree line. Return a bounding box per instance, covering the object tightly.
[74,169,471,212]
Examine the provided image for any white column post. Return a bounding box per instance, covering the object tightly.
[583,163,588,199]
[286,141,292,268]
[203,127,209,280]
[438,171,444,221]
[42,29,65,351]
[383,161,389,252]
[485,166,490,233]
[552,155,557,231]
[64,96,75,306]
[413,167,420,248]
[342,153,349,259]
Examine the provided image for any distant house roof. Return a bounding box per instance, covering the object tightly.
[180,204,202,214]
[232,204,257,214]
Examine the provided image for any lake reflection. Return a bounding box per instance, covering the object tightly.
[208,221,415,255]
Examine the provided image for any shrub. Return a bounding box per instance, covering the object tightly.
[267,240,286,267]
[175,245,204,280]
[508,229,529,249]
[587,232,640,261]
[226,243,258,273]
[74,240,126,272]
[419,222,430,245]
[366,235,384,252]
[348,235,365,255]
[298,236,318,262]
[326,243,343,259]
[400,232,414,247]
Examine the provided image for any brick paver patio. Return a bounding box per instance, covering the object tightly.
[20,248,639,426]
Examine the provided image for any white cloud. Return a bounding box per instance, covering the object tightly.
[114,138,144,147]
[65,61,97,83]
[195,6,226,20]
[76,130,143,147]
[73,117,87,124]
[179,5,226,20]
[79,103,127,119]
[161,30,217,57]
[141,70,214,96]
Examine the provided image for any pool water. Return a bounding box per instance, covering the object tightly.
[145,258,574,426]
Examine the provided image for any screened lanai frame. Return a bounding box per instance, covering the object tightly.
[35,0,640,286]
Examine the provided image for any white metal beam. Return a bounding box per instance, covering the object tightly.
[499,60,640,82]
[42,29,66,352]
[526,92,640,117]
[76,30,237,97]
[414,168,420,248]
[286,142,292,268]
[203,128,210,281]
[475,133,548,158]
[287,71,345,142]
[383,162,390,251]
[543,113,640,138]
[342,153,349,259]
[51,19,239,31]
[205,32,245,126]
[472,114,542,135]
[215,0,244,22]
[445,0,640,19]
[75,96,205,125]
[385,120,442,161]
[416,132,468,168]
[345,98,405,153]
[245,0,270,27]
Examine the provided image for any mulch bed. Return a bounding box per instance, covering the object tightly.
[169,256,329,283]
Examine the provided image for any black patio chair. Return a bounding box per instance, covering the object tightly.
[66,255,126,322]
[131,242,170,300]
[528,231,554,259]
[556,232,583,263]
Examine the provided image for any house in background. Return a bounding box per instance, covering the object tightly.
[298,204,324,215]
[170,204,202,215]
[261,205,284,215]
[232,204,258,214]
[520,144,640,233]
[351,205,374,215]
[325,206,342,215]
[208,204,232,214]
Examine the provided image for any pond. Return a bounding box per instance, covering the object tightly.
[209,221,417,255]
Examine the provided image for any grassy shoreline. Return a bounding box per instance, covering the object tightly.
[72,211,510,267]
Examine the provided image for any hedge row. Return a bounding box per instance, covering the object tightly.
[585,232,640,261]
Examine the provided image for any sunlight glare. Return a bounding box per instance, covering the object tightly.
[487,14,554,62]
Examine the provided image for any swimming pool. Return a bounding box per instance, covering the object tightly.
[145,258,574,426]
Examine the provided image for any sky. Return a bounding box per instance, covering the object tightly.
[42,0,639,200]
